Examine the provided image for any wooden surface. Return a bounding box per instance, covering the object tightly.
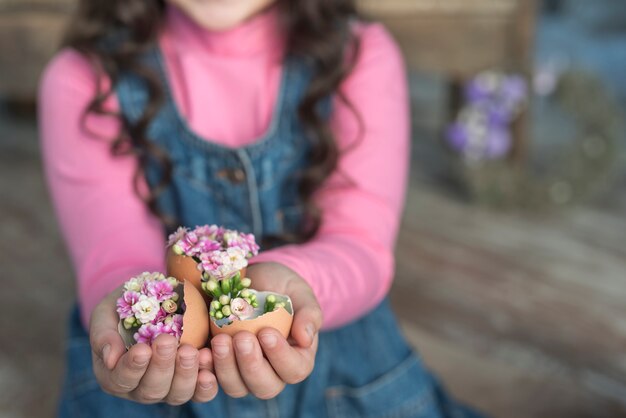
[391,181,626,418]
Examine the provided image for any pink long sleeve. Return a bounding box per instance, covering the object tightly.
[252,25,409,329]
[39,7,408,329]
[39,51,167,328]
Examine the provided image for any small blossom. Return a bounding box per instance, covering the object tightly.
[145,280,174,302]
[134,322,165,344]
[167,226,189,247]
[162,299,178,314]
[116,290,140,319]
[230,298,254,320]
[132,295,161,324]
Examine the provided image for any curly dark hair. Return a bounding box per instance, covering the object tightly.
[63,0,361,243]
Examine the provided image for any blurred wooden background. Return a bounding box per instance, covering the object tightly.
[2,0,626,417]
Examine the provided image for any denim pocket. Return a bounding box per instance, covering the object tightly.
[325,354,437,418]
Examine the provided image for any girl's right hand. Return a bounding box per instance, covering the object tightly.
[89,286,218,405]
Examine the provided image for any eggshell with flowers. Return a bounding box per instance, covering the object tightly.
[209,290,293,339]
[117,273,209,349]
[166,225,293,340]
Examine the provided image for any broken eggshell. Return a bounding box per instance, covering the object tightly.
[118,280,209,349]
[210,290,293,339]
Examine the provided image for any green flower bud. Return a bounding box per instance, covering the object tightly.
[201,282,208,292]
[172,244,184,255]
[123,317,135,329]
[266,294,276,304]
[221,278,231,294]
[171,292,179,302]
[219,294,231,305]
[241,289,252,298]
[241,278,252,288]
[209,310,215,317]
[222,305,232,316]
[252,301,259,308]
[215,311,224,320]
[168,277,179,288]
[211,300,222,311]
[207,280,219,293]
[275,302,285,310]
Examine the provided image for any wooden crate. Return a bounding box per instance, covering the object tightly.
[358,0,539,160]
[358,0,537,76]
[0,1,73,99]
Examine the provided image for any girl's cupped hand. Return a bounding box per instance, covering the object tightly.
[210,262,322,399]
[89,285,218,405]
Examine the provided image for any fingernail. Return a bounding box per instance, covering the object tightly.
[181,354,197,368]
[102,344,111,367]
[200,381,214,390]
[157,344,176,357]
[235,339,253,355]
[133,354,150,367]
[260,333,277,348]
[212,343,229,359]
[306,324,315,341]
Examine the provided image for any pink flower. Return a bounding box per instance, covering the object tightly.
[163,314,184,339]
[197,237,221,253]
[167,226,189,247]
[230,298,254,320]
[152,307,168,325]
[116,291,140,319]
[134,323,165,344]
[195,225,224,241]
[178,231,200,255]
[145,280,174,302]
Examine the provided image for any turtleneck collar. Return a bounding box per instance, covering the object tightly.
[163,3,285,59]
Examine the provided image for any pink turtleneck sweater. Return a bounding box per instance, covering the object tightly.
[39,5,409,330]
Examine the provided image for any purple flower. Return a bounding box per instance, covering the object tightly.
[116,291,140,319]
[230,298,254,320]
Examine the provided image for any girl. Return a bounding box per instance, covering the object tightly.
[40,0,485,417]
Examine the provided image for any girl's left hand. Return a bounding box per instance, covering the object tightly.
[210,262,322,399]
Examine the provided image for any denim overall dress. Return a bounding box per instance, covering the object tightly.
[57,47,485,418]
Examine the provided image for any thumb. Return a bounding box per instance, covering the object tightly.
[291,296,323,348]
[89,294,127,370]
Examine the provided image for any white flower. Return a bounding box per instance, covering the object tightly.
[222,230,239,246]
[124,277,144,292]
[132,295,161,324]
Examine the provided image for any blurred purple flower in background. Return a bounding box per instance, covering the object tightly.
[447,71,528,162]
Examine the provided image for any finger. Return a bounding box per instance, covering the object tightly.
[233,332,285,400]
[133,334,177,403]
[193,369,218,403]
[101,343,152,395]
[288,288,323,348]
[198,347,213,371]
[165,345,199,405]
[259,328,317,385]
[90,298,128,370]
[211,334,248,398]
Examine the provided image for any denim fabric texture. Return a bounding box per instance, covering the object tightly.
[57,47,486,418]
